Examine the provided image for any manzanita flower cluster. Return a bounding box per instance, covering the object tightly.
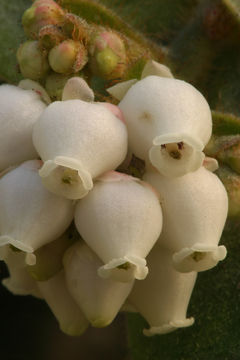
[0,57,228,337]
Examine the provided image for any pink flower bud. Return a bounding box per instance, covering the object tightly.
[22,0,65,39]
[48,39,88,74]
[89,30,126,79]
[17,41,50,80]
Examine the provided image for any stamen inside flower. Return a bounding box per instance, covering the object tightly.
[161,142,184,160]
[117,262,131,270]
[61,168,79,185]
[149,137,204,177]
[191,251,205,262]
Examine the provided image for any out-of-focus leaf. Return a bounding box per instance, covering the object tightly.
[212,111,240,136]
[0,0,32,83]
[96,0,200,44]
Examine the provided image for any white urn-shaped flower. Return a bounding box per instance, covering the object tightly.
[1,246,41,297]
[64,242,134,327]
[129,245,196,336]
[74,171,163,282]
[0,84,46,171]
[143,166,228,272]
[33,99,128,199]
[37,271,89,336]
[119,76,212,177]
[0,161,74,260]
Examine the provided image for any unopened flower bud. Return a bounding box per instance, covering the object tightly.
[129,246,196,336]
[48,39,88,74]
[74,171,163,282]
[119,76,212,177]
[39,25,66,50]
[38,271,89,336]
[22,0,65,39]
[17,40,50,80]
[89,30,126,79]
[45,72,71,100]
[64,242,134,327]
[144,166,228,273]
[63,13,89,43]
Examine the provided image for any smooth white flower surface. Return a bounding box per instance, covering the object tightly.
[1,246,41,297]
[33,99,128,199]
[64,242,134,327]
[129,245,196,336]
[38,271,89,336]
[143,166,228,272]
[74,171,163,282]
[0,161,74,258]
[0,84,46,171]
[119,76,212,177]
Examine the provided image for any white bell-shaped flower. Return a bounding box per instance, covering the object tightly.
[33,99,128,199]
[0,84,46,171]
[37,271,89,336]
[2,246,41,297]
[129,245,197,336]
[27,226,77,281]
[64,242,134,327]
[74,171,163,282]
[143,166,228,272]
[119,76,212,177]
[0,161,74,259]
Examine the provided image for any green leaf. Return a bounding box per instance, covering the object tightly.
[212,111,240,136]
[96,0,199,44]
[0,0,32,83]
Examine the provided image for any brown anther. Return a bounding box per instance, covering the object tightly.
[177,142,184,150]
[117,262,131,270]
[169,150,181,159]
[62,176,72,184]
[191,252,205,262]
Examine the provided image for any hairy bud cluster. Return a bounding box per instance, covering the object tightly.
[0,60,228,337]
[18,0,127,94]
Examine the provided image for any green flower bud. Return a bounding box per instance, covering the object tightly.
[39,25,66,50]
[62,13,89,44]
[17,40,50,80]
[45,72,73,100]
[22,0,65,39]
[48,39,88,74]
[89,30,127,80]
